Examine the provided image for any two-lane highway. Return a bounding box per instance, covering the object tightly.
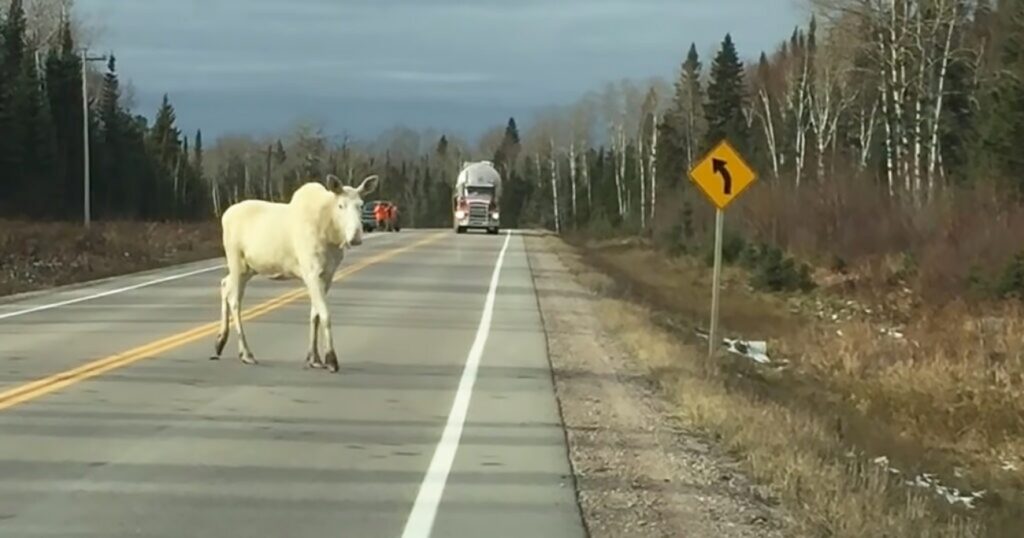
[0,229,585,537]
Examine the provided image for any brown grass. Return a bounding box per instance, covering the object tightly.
[0,219,222,297]
[549,234,1024,537]
[651,177,1024,306]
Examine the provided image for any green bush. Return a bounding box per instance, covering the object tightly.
[663,222,689,256]
[829,254,849,274]
[681,201,695,242]
[746,243,816,293]
[964,263,994,298]
[995,251,1024,300]
[704,228,747,267]
[584,212,617,239]
[885,252,919,286]
[738,241,769,270]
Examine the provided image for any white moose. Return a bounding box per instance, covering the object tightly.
[211,173,379,373]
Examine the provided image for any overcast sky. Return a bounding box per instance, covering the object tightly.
[76,0,808,142]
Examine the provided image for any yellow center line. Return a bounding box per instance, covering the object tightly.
[0,232,446,412]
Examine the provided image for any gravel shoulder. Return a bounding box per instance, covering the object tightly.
[525,233,794,537]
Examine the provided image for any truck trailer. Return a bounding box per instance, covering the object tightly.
[453,160,502,234]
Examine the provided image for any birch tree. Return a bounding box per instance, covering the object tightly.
[808,19,857,183]
[639,87,659,229]
[569,99,596,215]
[754,52,784,180]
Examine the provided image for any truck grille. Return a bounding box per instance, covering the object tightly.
[468,203,489,224]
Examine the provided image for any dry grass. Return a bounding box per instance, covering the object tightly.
[0,219,222,297]
[651,177,1024,306]
[549,235,1024,537]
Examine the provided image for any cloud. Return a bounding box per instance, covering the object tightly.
[79,0,808,137]
[368,70,494,84]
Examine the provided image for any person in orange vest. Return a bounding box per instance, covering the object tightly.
[374,202,388,231]
[388,203,399,231]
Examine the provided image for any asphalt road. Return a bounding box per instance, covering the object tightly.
[0,229,585,538]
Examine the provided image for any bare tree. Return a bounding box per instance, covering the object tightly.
[789,27,813,188]
[754,53,783,180]
[809,21,857,183]
[569,141,578,226]
[639,87,660,229]
[811,0,973,199]
[569,99,596,215]
[549,138,561,233]
[649,111,658,224]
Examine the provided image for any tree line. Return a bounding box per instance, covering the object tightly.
[490,0,1024,234]
[5,0,1023,249]
[0,0,206,221]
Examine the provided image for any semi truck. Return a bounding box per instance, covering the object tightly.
[453,160,502,235]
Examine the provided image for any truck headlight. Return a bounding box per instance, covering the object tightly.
[455,210,466,219]
[491,211,499,220]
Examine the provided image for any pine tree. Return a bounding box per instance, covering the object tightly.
[1,0,26,82]
[46,17,85,218]
[0,0,30,207]
[941,18,978,185]
[493,117,526,226]
[97,55,124,217]
[149,93,181,167]
[435,134,449,157]
[1,0,27,170]
[492,117,521,172]
[194,129,204,180]
[145,94,184,216]
[972,0,1024,194]
[99,56,121,135]
[704,33,750,155]
[9,43,57,215]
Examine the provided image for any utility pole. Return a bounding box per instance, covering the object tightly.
[81,49,108,227]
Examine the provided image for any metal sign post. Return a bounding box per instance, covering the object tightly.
[708,208,724,359]
[688,139,757,361]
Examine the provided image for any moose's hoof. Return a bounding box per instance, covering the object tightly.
[305,352,324,369]
[214,333,227,357]
[324,351,339,373]
[240,353,258,365]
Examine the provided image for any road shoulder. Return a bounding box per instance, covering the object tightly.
[525,232,794,537]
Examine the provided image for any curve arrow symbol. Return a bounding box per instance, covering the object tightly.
[712,158,732,195]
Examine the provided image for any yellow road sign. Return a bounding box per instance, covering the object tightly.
[688,139,757,210]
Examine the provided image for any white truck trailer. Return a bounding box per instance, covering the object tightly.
[453,160,502,234]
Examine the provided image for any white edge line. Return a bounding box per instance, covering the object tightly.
[0,264,225,321]
[0,232,393,321]
[400,229,513,538]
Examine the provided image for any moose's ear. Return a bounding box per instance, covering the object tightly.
[356,174,379,196]
[325,174,344,193]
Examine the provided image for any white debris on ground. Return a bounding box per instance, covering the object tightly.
[723,337,771,364]
[879,326,905,339]
[693,328,775,365]
[868,455,987,510]
[792,296,872,323]
[693,317,997,512]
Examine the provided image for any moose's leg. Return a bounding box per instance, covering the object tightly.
[305,271,338,373]
[212,276,231,360]
[320,275,337,372]
[305,304,323,369]
[227,271,257,365]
